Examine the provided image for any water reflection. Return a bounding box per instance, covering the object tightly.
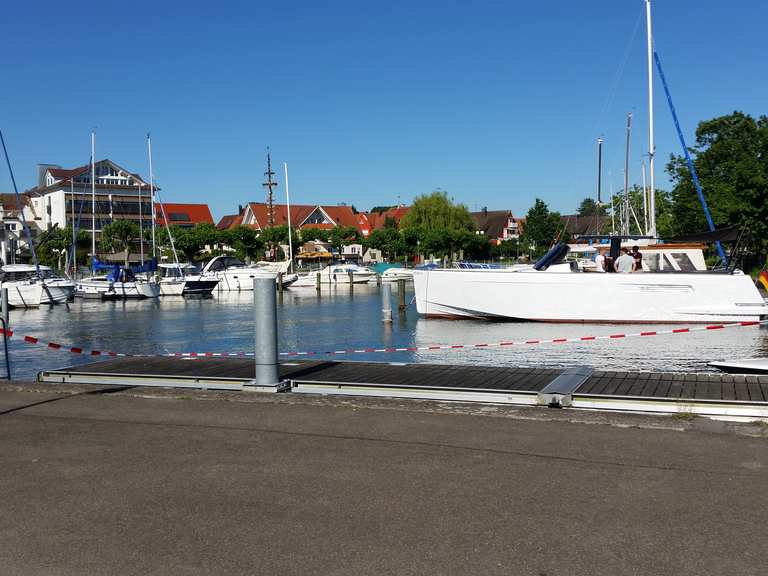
[5,284,767,378]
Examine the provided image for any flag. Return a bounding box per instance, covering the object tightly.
[759,270,768,291]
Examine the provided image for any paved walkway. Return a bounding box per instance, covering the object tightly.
[1,381,767,575]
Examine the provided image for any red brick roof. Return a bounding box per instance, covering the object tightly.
[365,206,410,230]
[216,214,240,230]
[244,203,366,232]
[155,203,214,227]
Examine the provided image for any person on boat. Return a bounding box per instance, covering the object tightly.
[631,246,643,272]
[614,248,634,273]
[594,247,607,272]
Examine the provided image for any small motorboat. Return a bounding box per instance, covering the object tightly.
[380,267,414,282]
[156,263,220,296]
[292,264,376,287]
[0,264,75,307]
[709,358,768,375]
[200,256,296,290]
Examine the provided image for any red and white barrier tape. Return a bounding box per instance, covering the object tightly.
[1,320,766,359]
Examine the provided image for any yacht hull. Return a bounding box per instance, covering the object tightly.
[413,269,768,323]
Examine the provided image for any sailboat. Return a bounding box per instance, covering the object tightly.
[0,130,75,307]
[74,132,159,299]
[411,0,768,323]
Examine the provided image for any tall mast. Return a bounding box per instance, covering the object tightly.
[623,112,632,235]
[147,133,156,258]
[91,131,96,266]
[71,177,77,277]
[263,149,277,228]
[138,182,144,264]
[283,162,293,272]
[645,0,656,237]
[641,159,649,235]
[595,138,603,235]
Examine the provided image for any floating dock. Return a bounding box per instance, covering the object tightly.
[38,357,768,420]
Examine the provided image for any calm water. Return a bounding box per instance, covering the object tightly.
[5,284,768,379]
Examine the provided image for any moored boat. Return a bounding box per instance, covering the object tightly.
[0,264,74,307]
[292,263,376,287]
[413,244,768,323]
[156,263,220,296]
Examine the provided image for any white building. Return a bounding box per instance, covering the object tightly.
[0,193,32,265]
[24,160,153,236]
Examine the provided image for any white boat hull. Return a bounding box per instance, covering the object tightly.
[709,358,768,374]
[413,268,768,323]
[1,281,73,308]
[381,269,414,282]
[209,270,278,291]
[75,278,160,299]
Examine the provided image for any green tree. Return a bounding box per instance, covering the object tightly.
[520,199,561,258]
[400,191,475,234]
[577,197,607,217]
[100,220,140,267]
[329,225,361,254]
[666,111,768,261]
[220,226,264,262]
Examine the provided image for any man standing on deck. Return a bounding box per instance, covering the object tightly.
[614,248,634,273]
[594,247,607,272]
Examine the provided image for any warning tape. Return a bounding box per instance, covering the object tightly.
[1,320,766,359]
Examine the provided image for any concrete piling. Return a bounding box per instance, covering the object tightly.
[249,275,284,391]
[398,279,407,312]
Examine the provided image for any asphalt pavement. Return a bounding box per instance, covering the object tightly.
[1,381,767,576]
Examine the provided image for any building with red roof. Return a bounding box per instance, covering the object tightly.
[155,203,214,228]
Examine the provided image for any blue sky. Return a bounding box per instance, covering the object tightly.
[1,0,766,221]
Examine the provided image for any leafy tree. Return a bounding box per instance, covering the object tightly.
[220,226,264,262]
[490,238,520,260]
[36,226,89,269]
[577,197,607,217]
[329,225,361,253]
[301,228,330,243]
[666,111,768,261]
[400,191,475,234]
[100,219,140,266]
[519,199,561,258]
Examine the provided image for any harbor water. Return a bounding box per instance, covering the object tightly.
[5,284,768,379]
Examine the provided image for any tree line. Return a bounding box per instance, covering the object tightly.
[32,112,768,270]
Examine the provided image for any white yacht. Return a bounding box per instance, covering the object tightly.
[381,267,415,282]
[200,256,294,290]
[0,264,75,307]
[412,244,768,323]
[292,263,376,287]
[156,263,220,296]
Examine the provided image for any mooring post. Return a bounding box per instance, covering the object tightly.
[277,272,283,293]
[376,273,381,286]
[316,272,321,292]
[348,270,354,290]
[398,279,406,312]
[249,275,285,391]
[1,288,10,380]
[381,282,392,323]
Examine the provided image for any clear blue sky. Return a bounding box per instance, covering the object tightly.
[2,0,766,221]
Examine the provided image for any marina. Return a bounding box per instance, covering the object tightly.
[4,285,767,381]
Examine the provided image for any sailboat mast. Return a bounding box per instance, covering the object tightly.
[91,131,96,266]
[70,177,77,277]
[645,0,656,237]
[147,134,156,259]
[595,138,603,235]
[641,159,649,234]
[623,112,632,235]
[138,182,144,264]
[283,162,293,272]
